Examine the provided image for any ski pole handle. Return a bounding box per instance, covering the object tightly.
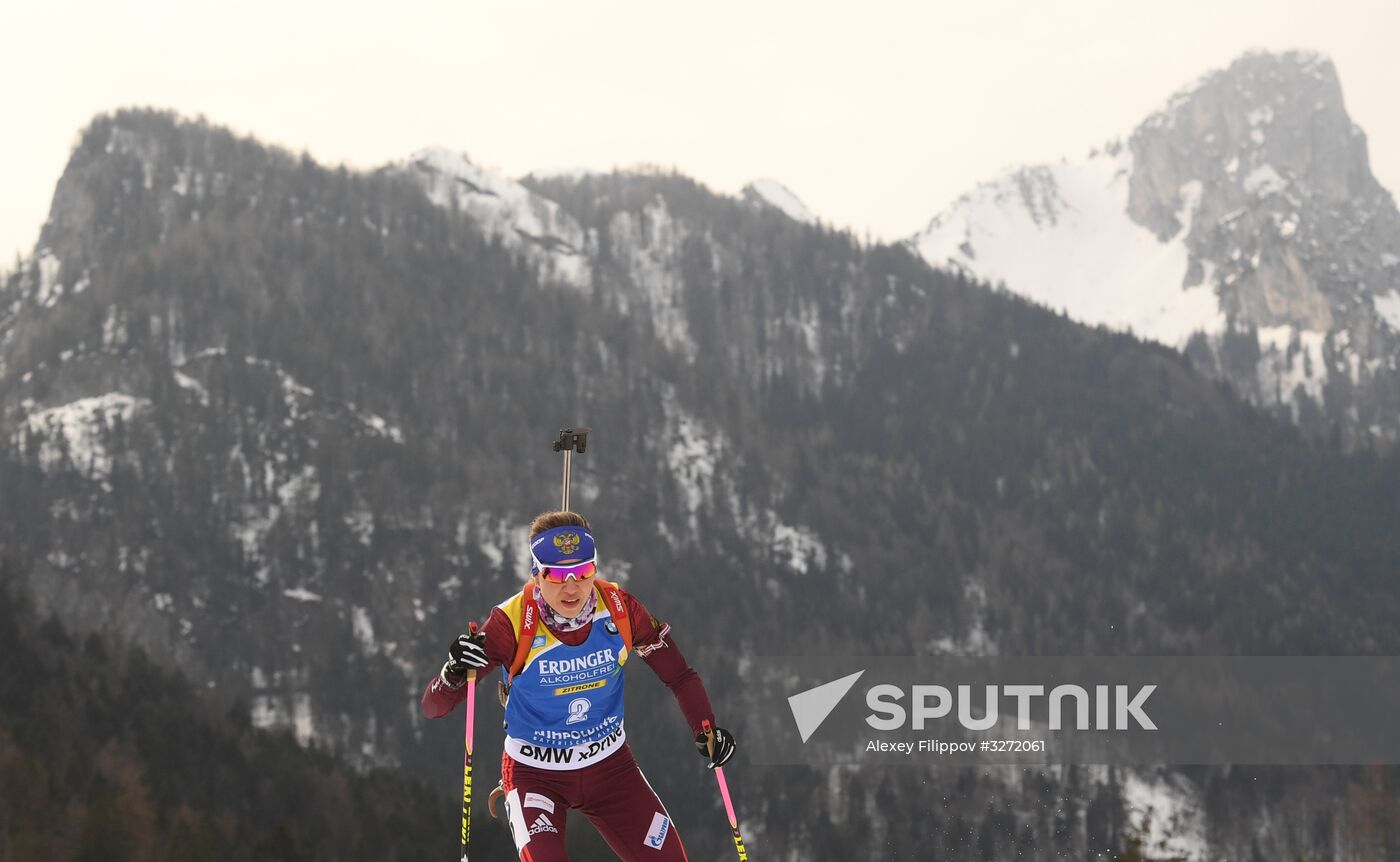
[702,719,749,861]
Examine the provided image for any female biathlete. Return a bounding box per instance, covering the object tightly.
[422,511,737,861]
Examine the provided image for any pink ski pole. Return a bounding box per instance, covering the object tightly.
[460,622,479,862]
[702,719,749,860]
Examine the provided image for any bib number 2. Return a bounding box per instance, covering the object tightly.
[566,697,591,725]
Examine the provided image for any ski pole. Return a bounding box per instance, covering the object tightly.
[702,719,749,861]
[552,427,590,510]
[460,622,479,862]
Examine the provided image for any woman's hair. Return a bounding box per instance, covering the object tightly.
[529,510,590,539]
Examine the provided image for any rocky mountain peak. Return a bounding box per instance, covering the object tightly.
[910,51,1400,446]
[1127,50,1379,242]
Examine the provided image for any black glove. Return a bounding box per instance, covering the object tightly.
[443,630,488,681]
[694,725,737,769]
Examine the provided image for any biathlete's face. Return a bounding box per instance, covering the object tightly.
[534,562,594,618]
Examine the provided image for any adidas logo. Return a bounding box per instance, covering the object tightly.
[529,813,559,836]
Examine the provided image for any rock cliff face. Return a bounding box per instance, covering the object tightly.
[913,51,1400,445]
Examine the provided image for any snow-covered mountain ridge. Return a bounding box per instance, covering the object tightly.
[404,147,592,290]
[400,152,839,387]
[913,148,1221,346]
[912,51,1400,445]
[742,178,816,224]
[401,151,821,289]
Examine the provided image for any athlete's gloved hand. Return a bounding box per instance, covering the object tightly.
[695,725,737,769]
[442,629,487,685]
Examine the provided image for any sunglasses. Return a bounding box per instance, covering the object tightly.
[534,557,598,584]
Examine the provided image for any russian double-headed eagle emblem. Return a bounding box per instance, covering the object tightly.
[554,531,582,556]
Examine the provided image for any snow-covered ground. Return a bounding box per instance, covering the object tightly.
[1122,770,1208,861]
[18,393,150,477]
[608,197,699,360]
[1256,325,1328,410]
[1375,290,1400,331]
[404,147,591,290]
[660,387,833,579]
[251,690,317,746]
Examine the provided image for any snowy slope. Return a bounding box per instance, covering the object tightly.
[402,148,591,290]
[18,393,149,478]
[1122,770,1208,862]
[742,178,816,224]
[912,150,1222,346]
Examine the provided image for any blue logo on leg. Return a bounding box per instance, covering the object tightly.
[644,813,670,849]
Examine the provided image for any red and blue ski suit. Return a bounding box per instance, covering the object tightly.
[422,582,715,861]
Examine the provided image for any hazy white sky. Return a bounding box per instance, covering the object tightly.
[3,1,1397,264]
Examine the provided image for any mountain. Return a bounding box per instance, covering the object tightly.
[3,106,1400,859]
[911,51,1400,447]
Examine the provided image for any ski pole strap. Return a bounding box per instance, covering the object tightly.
[487,782,505,819]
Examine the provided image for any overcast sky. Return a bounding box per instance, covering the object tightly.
[3,1,1397,265]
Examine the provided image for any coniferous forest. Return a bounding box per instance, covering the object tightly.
[0,578,459,861]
